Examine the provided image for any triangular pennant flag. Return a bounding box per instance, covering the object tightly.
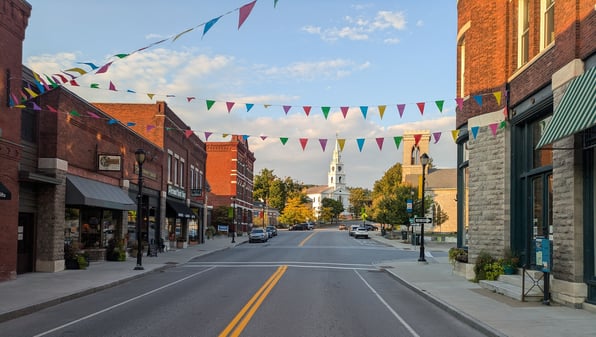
[61,71,75,80]
[78,62,98,70]
[147,125,156,132]
[260,135,267,140]
[242,135,249,141]
[185,130,194,138]
[53,73,67,83]
[10,93,19,105]
[147,93,155,100]
[360,106,368,119]
[31,102,41,111]
[34,80,45,93]
[246,103,254,112]
[393,136,403,149]
[65,67,87,75]
[226,102,235,113]
[303,106,311,116]
[500,120,507,129]
[166,94,175,98]
[432,132,442,143]
[378,105,386,119]
[264,104,271,108]
[375,137,384,150]
[204,132,213,140]
[455,97,464,110]
[203,16,221,38]
[222,133,229,138]
[206,100,215,110]
[321,106,330,119]
[416,102,425,115]
[46,105,57,113]
[280,137,289,145]
[90,83,100,89]
[397,104,405,118]
[69,110,81,117]
[474,95,483,107]
[299,138,308,150]
[187,97,196,102]
[109,81,117,91]
[238,1,257,29]
[87,111,101,119]
[126,122,136,126]
[8,95,15,107]
[356,138,365,152]
[489,123,498,136]
[95,61,113,74]
[114,54,129,59]
[435,100,444,112]
[493,91,502,106]
[471,126,480,139]
[173,28,193,42]
[283,105,291,114]
[451,130,460,142]
[337,139,346,151]
[24,87,38,98]
[108,119,118,125]
[340,106,349,118]
[319,138,328,151]
[69,80,79,86]
[414,134,422,146]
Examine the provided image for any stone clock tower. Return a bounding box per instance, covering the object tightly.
[401,130,431,183]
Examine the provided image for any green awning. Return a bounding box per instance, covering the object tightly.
[536,66,596,148]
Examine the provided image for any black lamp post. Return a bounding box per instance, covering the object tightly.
[418,153,429,263]
[134,149,146,270]
[231,196,236,243]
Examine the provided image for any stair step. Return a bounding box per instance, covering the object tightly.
[479,280,543,302]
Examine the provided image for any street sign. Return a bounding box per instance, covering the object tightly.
[414,217,432,224]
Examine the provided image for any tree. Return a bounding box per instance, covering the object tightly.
[278,195,313,225]
[253,168,276,203]
[321,198,344,224]
[212,206,233,228]
[432,203,449,231]
[348,187,371,216]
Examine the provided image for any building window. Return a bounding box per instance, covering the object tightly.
[541,0,555,49]
[459,37,466,98]
[167,153,173,183]
[180,159,185,188]
[174,156,179,185]
[411,145,420,165]
[518,0,530,67]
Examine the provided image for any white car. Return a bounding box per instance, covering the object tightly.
[353,227,369,239]
[349,225,359,236]
[249,228,268,243]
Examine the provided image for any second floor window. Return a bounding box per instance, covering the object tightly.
[541,0,555,49]
[518,0,530,67]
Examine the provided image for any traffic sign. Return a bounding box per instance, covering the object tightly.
[414,217,432,224]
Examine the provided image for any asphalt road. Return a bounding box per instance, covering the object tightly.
[0,229,485,337]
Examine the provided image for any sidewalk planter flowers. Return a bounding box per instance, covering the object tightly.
[64,243,90,270]
[500,249,520,275]
[473,251,503,282]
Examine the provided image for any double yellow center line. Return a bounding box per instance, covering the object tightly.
[218,265,288,337]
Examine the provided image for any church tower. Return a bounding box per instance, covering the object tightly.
[328,140,346,190]
[401,130,431,183]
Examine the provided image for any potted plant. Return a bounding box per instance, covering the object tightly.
[64,243,79,269]
[474,251,503,282]
[501,249,520,275]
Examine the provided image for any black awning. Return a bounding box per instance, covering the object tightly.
[66,175,136,210]
[0,182,11,200]
[166,199,195,218]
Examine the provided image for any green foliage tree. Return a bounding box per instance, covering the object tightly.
[213,206,233,227]
[321,198,344,224]
[278,195,313,225]
[348,187,371,216]
[253,168,276,203]
[432,203,449,230]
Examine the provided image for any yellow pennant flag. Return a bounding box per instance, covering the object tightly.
[337,138,346,151]
[451,130,460,142]
[24,87,38,98]
[493,91,502,106]
[147,93,155,100]
[378,105,386,119]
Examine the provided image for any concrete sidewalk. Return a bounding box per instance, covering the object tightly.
[1,231,595,337]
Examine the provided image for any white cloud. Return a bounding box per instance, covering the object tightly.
[256,59,369,80]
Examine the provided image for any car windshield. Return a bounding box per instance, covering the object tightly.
[252,229,264,233]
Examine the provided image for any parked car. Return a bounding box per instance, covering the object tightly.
[249,228,268,243]
[289,223,307,231]
[306,222,315,230]
[338,224,347,230]
[365,224,379,231]
[265,226,274,238]
[353,227,369,239]
[348,225,359,236]
[266,226,278,236]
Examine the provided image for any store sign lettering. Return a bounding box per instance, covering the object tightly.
[168,185,186,199]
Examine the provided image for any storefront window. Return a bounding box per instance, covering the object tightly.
[65,208,80,245]
[101,210,114,248]
[533,116,553,168]
[81,215,101,248]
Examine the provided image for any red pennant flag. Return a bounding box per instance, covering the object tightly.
[397,104,405,118]
[109,81,117,91]
[455,97,464,110]
[260,135,267,140]
[238,1,257,29]
[226,102,235,113]
[299,138,308,150]
[69,79,79,86]
[95,61,113,74]
[303,106,311,116]
[87,111,101,119]
[187,97,196,102]
[416,102,425,115]
[46,105,58,113]
[414,134,422,146]
[185,130,193,138]
[340,106,349,118]
[375,137,384,150]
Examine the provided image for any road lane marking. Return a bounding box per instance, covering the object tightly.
[354,270,421,337]
[33,266,216,337]
[298,232,317,246]
[219,265,287,337]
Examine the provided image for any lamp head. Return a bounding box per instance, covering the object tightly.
[420,153,429,167]
[135,149,146,165]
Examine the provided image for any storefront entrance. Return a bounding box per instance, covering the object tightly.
[17,213,35,274]
[584,130,596,304]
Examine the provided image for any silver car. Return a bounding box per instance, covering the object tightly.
[249,228,268,243]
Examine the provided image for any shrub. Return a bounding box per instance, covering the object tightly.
[448,247,468,266]
[474,251,501,282]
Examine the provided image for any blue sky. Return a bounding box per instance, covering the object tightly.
[23,0,457,189]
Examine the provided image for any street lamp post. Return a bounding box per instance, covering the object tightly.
[262,202,266,229]
[231,196,236,243]
[418,153,429,263]
[134,149,146,270]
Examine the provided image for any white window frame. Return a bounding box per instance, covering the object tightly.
[173,154,179,186]
[540,0,555,50]
[180,158,185,188]
[518,0,530,67]
[167,151,173,183]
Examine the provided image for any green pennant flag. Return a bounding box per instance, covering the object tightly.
[69,110,81,116]
[321,106,330,119]
[114,53,129,59]
[280,137,289,145]
[90,83,99,89]
[206,100,215,110]
[500,121,507,129]
[435,100,444,112]
[393,136,403,149]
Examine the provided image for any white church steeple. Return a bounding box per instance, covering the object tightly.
[328,139,346,191]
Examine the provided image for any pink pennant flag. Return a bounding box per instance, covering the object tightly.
[87,111,101,119]
[432,132,442,144]
[283,105,291,115]
[455,97,464,110]
[95,61,113,74]
[340,106,349,118]
[109,81,117,91]
[416,102,425,115]
[299,138,308,151]
[11,93,19,105]
[489,123,499,136]
[53,73,68,83]
[147,125,156,132]
[303,106,311,116]
[238,1,257,29]
[260,135,267,140]
[185,130,193,138]
[187,97,196,102]
[375,137,384,150]
[397,104,406,118]
[319,138,328,151]
[204,132,213,140]
[226,102,235,113]
[414,134,422,146]
[46,105,58,113]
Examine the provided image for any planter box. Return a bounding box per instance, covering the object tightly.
[453,261,475,280]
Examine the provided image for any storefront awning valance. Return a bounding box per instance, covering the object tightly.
[66,175,135,210]
[537,66,596,149]
[167,199,195,218]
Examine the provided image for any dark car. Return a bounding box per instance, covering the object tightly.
[266,226,278,236]
[365,224,379,231]
[289,223,307,231]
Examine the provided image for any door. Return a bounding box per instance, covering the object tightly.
[17,213,35,274]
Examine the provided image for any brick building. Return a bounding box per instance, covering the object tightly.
[94,102,208,248]
[456,1,596,306]
[0,0,31,281]
[206,136,255,234]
